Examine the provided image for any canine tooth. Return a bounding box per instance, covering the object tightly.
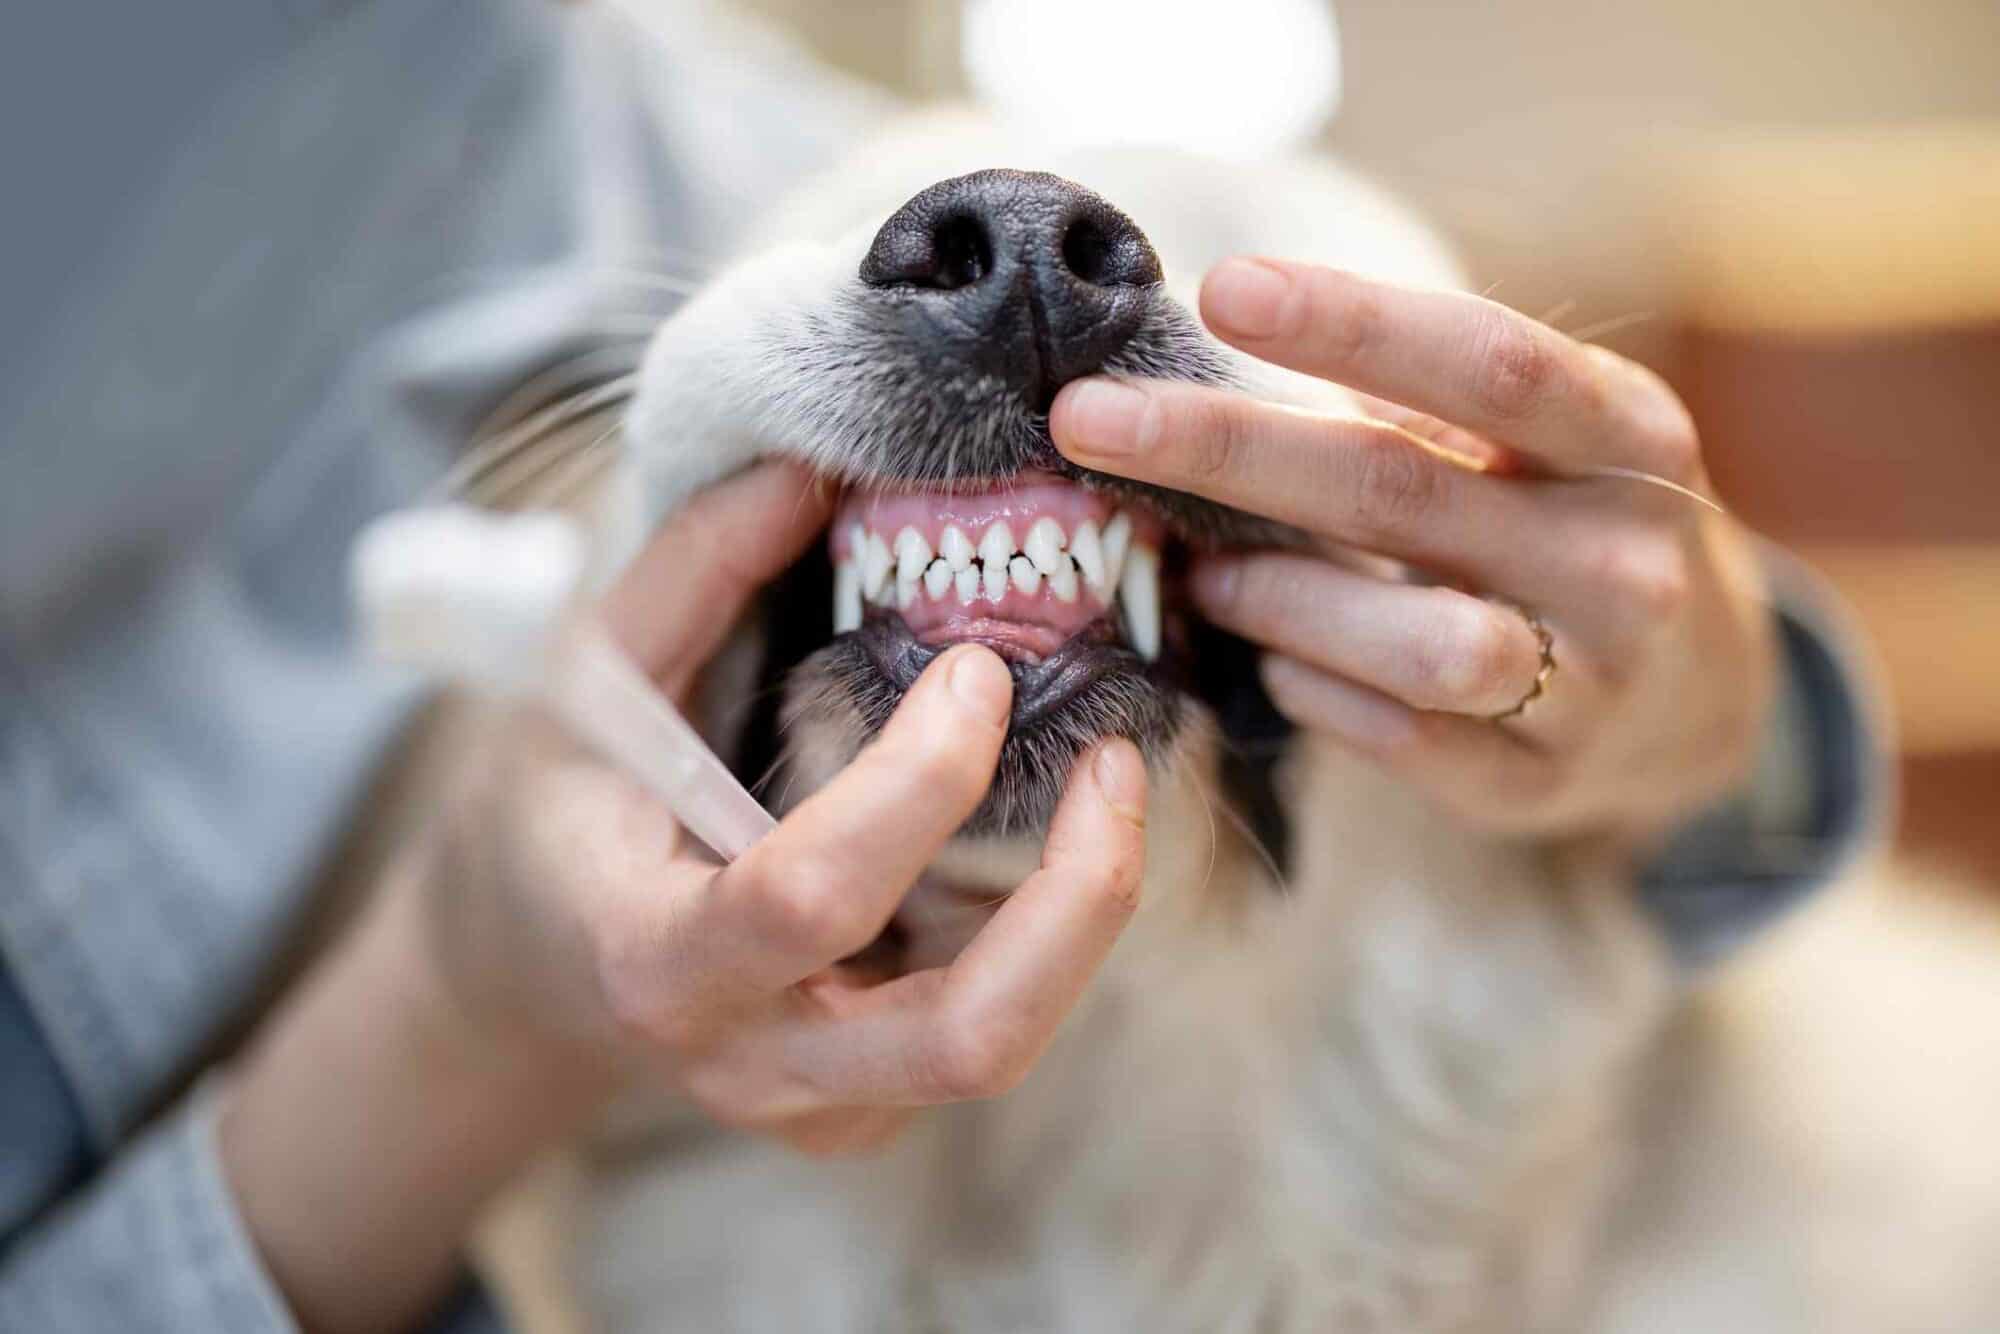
[954,565,980,604]
[894,527,932,583]
[861,532,893,598]
[982,558,1009,601]
[1008,555,1042,596]
[977,521,1016,572]
[1047,556,1079,604]
[923,557,952,600]
[940,524,974,571]
[1119,542,1162,662]
[1023,516,1066,574]
[1101,512,1133,590]
[1069,519,1107,594]
[833,561,862,633]
[846,522,867,562]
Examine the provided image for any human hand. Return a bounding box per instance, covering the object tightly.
[423,461,1149,1154]
[1050,259,1775,843]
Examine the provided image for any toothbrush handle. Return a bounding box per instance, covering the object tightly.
[547,623,777,861]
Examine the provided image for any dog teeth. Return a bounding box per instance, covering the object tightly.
[1023,516,1066,575]
[894,527,932,584]
[1069,519,1106,594]
[1008,554,1041,596]
[861,532,893,599]
[976,521,1015,573]
[1118,542,1161,662]
[1100,513,1132,591]
[832,560,861,633]
[1047,556,1080,604]
[982,555,1009,602]
[839,511,1155,655]
[939,524,974,571]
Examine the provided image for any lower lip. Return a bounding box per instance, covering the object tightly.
[852,614,1138,728]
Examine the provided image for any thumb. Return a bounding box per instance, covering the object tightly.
[598,461,831,696]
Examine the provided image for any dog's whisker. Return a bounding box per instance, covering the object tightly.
[1173,749,1222,901]
[541,423,626,508]
[495,414,623,508]
[1566,310,1657,345]
[443,375,637,502]
[469,348,645,448]
[1536,297,1578,329]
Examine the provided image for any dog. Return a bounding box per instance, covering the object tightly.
[444,117,2000,1332]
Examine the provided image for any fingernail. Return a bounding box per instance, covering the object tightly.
[1092,740,1148,824]
[1203,258,1291,339]
[1190,557,1241,611]
[947,645,1013,725]
[1053,378,1148,457]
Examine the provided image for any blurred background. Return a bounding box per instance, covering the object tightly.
[730,0,2000,891]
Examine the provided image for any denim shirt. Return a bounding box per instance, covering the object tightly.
[0,2,1883,1330]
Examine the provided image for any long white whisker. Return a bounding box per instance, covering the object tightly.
[1569,465,1728,515]
[1536,297,1578,329]
[1567,310,1657,344]
[483,412,624,507]
[441,375,637,500]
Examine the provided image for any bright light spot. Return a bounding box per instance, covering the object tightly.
[962,0,1342,158]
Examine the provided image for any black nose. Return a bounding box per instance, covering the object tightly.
[859,169,1163,410]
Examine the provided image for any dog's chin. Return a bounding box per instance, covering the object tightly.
[785,622,1184,839]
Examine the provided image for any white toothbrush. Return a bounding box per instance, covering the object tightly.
[350,505,777,861]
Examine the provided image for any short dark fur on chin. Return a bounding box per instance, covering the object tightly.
[768,285,1303,551]
[787,631,1182,838]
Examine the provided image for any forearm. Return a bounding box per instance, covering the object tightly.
[218,867,614,1334]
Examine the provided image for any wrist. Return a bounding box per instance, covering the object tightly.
[221,872,614,1334]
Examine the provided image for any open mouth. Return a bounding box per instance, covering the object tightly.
[741,466,1200,838]
[828,470,1177,726]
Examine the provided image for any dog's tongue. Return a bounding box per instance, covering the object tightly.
[831,472,1160,664]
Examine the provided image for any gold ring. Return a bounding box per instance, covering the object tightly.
[1486,602,1556,722]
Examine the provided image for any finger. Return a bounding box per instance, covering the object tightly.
[1256,655,1571,833]
[1191,554,1545,717]
[1052,376,1529,581]
[1054,378,1692,653]
[600,460,833,696]
[1197,258,1700,479]
[775,740,1148,1105]
[680,646,1014,996]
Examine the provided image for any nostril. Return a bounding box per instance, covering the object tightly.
[1060,218,1112,285]
[859,206,995,291]
[932,215,993,290]
[1057,211,1162,289]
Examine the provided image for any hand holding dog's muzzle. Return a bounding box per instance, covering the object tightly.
[1052,258,1776,845]
[415,462,1148,1157]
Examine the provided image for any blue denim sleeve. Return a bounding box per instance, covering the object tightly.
[1635,553,1891,971]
